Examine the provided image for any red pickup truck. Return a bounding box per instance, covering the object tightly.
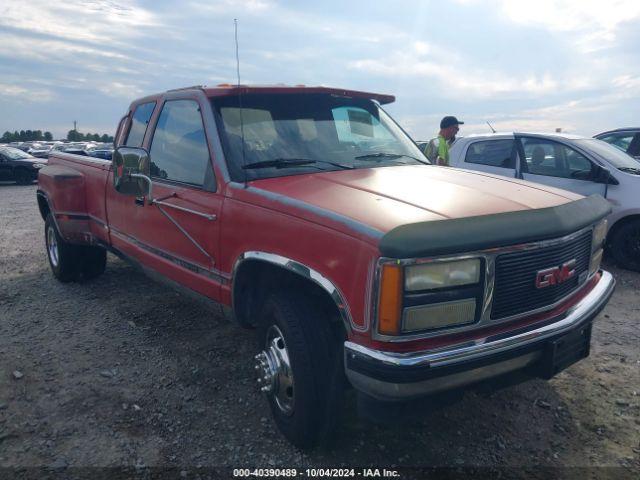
[37,85,615,449]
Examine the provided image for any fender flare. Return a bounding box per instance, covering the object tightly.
[232,251,356,333]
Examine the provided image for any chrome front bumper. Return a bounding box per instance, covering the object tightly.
[344,270,615,401]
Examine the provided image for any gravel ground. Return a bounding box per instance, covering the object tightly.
[0,183,638,475]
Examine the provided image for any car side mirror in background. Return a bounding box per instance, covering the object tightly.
[594,166,619,185]
[112,147,152,197]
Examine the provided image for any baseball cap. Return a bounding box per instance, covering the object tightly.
[440,116,464,129]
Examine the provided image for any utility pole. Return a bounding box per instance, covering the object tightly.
[73,121,77,132]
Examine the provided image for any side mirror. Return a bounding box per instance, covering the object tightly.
[112,147,152,196]
[594,166,619,185]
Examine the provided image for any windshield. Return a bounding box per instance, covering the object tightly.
[577,139,640,169]
[211,93,427,181]
[0,147,33,160]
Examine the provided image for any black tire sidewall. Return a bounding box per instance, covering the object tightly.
[258,291,342,449]
[609,221,640,272]
[45,214,79,282]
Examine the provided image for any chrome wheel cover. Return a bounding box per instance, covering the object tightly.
[255,325,294,415]
[47,226,59,268]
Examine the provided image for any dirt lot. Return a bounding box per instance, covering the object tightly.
[0,183,638,475]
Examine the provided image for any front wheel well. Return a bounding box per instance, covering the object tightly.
[232,260,346,334]
[606,214,640,248]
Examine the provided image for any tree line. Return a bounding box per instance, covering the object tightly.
[1,130,114,143]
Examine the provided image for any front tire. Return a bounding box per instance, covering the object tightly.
[608,220,640,272]
[255,291,344,450]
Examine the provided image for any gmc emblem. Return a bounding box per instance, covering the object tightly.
[535,259,577,288]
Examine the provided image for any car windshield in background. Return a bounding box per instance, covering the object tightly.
[211,93,427,181]
[0,147,34,160]
[577,139,640,170]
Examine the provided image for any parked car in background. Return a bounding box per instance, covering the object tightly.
[449,132,640,271]
[0,146,47,184]
[86,143,114,160]
[415,140,428,152]
[28,145,53,158]
[594,128,640,159]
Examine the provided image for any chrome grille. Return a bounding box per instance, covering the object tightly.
[492,230,592,319]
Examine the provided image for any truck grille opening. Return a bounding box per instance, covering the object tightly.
[492,230,592,319]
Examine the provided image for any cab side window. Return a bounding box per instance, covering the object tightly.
[149,100,210,187]
[465,139,516,168]
[521,138,595,180]
[125,102,156,147]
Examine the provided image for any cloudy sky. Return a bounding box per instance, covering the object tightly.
[1,0,639,140]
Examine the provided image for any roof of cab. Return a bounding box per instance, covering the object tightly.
[180,84,396,104]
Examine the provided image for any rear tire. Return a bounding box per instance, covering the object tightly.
[255,291,344,450]
[608,220,640,272]
[44,214,107,282]
[45,214,80,282]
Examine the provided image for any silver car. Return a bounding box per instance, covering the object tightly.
[449,132,640,271]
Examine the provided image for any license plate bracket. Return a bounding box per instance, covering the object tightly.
[538,324,592,379]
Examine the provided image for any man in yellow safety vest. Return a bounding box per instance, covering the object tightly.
[424,116,464,166]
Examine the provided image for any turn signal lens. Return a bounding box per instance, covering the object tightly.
[378,264,403,335]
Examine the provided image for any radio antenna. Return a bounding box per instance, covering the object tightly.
[486,121,496,133]
[234,18,248,186]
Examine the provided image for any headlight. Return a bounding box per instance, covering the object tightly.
[592,218,607,250]
[33,163,47,169]
[405,258,481,291]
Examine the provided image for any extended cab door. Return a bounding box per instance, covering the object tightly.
[516,136,606,197]
[456,138,518,178]
[107,95,224,300]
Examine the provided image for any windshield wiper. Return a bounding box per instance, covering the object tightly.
[354,152,428,164]
[618,167,640,175]
[242,157,353,170]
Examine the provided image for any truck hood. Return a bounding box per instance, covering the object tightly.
[244,165,582,239]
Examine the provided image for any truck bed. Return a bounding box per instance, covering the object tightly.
[37,152,112,246]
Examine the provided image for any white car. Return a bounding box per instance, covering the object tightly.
[449,132,640,271]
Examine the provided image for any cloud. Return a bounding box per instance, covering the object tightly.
[0,0,159,45]
[0,34,132,63]
[349,44,567,98]
[188,0,274,14]
[96,81,144,99]
[493,0,640,52]
[0,82,54,102]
